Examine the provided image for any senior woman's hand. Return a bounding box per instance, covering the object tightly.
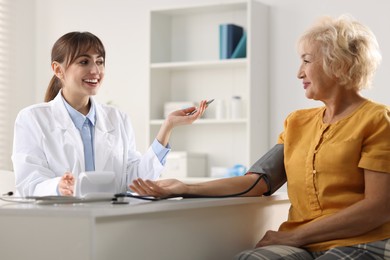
[130,178,188,198]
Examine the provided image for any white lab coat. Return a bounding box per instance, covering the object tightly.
[12,92,164,197]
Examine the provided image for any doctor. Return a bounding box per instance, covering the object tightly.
[12,31,208,197]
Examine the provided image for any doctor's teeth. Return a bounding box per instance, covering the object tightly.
[84,79,98,83]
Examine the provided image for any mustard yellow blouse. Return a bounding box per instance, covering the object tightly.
[278,100,390,251]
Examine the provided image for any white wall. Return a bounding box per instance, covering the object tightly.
[1,0,35,170]
[260,0,390,143]
[5,0,390,170]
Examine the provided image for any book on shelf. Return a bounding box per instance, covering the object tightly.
[230,32,247,59]
[219,23,244,59]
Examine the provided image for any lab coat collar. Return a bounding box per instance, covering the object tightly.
[51,91,116,172]
[51,91,77,131]
[51,90,115,133]
[61,95,96,130]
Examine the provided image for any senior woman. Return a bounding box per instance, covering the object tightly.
[131,15,390,259]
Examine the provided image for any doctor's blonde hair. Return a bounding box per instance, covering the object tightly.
[44,32,106,102]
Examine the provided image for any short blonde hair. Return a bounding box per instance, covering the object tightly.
[298,15,382,91]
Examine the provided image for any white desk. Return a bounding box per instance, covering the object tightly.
[0,194,290,260]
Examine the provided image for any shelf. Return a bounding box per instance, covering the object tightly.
[148,0,269,177]
[150,118,248,125]
[150,58,247,70]
[150,1,248,63]
[151,2,246,16]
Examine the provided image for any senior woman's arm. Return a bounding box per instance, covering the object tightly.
[131,173,269,198]
[256,169,390,248]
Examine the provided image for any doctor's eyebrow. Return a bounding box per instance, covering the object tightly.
[75,54,104,60]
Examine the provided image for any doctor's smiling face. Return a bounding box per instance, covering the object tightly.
[54,49,105,104]
[46,31,106,108]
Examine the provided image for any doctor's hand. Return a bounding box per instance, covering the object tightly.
[130,178,188,199]
[58,172,75,196]
[156,100,208,147]
[167,99,208,127]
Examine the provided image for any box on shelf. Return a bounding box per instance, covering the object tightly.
[160,152,207,179]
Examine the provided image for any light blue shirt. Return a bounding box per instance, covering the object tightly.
[61,96,170,167]
[63,97,96,171]
[152,139,171,165]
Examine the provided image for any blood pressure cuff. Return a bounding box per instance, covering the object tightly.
[246,144,287,196]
